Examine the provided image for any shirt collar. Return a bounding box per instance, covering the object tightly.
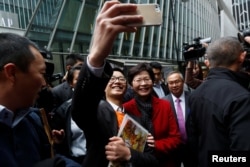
[0,105,30,128]
[171,92,185,102]
[0,105,14,127]
[154,81,162,86]
[13,109,31,128]
[107,101,124,112]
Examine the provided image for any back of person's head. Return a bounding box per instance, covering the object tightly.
[206,36,244,69]
[127,63,155,85]
[65,53,84,67]
[0,33,39,72]
[149,61,162,70]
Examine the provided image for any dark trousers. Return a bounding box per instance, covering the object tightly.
[174,144,192,167]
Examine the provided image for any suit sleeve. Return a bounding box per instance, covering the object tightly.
[70,61,113,138]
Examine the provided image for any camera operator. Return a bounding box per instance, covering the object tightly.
[241,29,250,74]
[184,42,210,89]
[237,28,250,90]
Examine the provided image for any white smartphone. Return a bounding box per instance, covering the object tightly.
[126,4,162,27]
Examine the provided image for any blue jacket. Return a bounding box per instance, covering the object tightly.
[0,108,51,166]
[0,107,81,167]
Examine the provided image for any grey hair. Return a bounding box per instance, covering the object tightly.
[206,36,244,68]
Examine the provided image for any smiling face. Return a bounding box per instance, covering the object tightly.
[131,71,153,99]
[105,70,127,102]
[167,72,184,98]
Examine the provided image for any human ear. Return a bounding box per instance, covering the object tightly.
[3,63,17,82]
[204,59,210,68]
[239,51,247,64]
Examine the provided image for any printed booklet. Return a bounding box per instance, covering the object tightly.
[108,114,149,167]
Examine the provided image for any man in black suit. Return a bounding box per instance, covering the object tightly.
[71,65,158,167]
[150,61,169,98]
[70,2,159,166]
[162,70,191,167]
[51,65,86,165]
[51,53,84,108]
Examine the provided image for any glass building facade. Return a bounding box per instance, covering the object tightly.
[0,0,222,75]
[232,0,250,31]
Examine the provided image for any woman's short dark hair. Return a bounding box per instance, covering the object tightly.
[127,63,155,85]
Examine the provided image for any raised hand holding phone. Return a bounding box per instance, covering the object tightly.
[125,4,162,27]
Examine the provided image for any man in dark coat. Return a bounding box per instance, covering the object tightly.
[186,36,250,167]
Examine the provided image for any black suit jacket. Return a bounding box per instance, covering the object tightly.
[152,83,169,98]
[51,99,74,158]
[162,91,192,167]
[162,91,190,123]
[71,61,158,167]
[52,82,73,108]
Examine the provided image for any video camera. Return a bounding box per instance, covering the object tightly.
[40,49,63,86]
[183,37,211,61]
[237,29,250,71]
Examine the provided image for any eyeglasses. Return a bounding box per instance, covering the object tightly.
[133,78,152,84]
[109,76,126,83]
[167,80,182,86]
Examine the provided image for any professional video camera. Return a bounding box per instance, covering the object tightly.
[40,49,63,86]
[183,37,211,61]
[237,29,250,71]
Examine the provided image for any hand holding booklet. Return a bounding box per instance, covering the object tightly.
[108,114,149,167]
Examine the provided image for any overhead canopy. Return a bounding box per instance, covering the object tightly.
[107,58,175,68]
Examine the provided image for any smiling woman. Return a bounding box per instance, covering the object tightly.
[124,62,182,167]
[133,77,152,84]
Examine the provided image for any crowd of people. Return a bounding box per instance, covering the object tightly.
[0,1,250,167]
